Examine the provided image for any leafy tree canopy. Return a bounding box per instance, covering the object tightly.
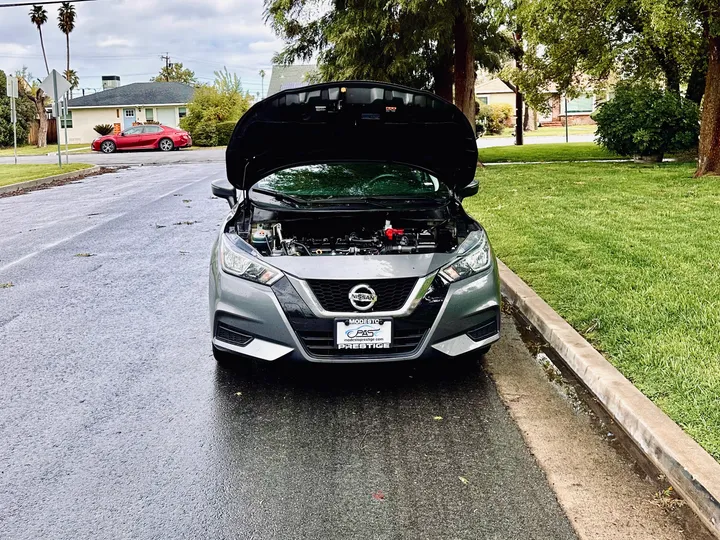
[0,70,38,148]
[151,62,198,85]
[265,0,512,126]
[179,68,253,146]
[507,0,712,108]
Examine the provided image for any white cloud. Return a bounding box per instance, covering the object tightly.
[0,0,287,93]
[0,42,33,56]
[96,37,134,49]
[248,39,284,53]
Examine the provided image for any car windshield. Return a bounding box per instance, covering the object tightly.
[253,163,448,201]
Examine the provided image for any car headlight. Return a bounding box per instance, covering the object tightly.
[440,230,492,282]
[220,236,283,285]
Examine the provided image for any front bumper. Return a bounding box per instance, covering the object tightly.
[209,250,501,364]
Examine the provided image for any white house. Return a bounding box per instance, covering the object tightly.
[64,82,195,144]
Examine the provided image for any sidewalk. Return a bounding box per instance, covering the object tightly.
[477,134,595,148]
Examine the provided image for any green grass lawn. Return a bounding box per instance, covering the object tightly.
[0,164,94,188]
[479,142,622,163]
[484,124,597,138]
[465,161,720,460]
[0,144,90,157]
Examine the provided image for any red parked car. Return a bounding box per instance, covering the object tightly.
[92,125,192,153]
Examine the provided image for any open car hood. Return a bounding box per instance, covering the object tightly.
[226,81,478,192]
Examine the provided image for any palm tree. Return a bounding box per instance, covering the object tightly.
[57,2,76,79]
[64,69,79,98]
[259,69,265,98]
[29,5,50,76]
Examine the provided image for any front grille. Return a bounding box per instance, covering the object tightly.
[273,276,447,358]
[467,316,499,342]
[216,322,253,347]
[294,319,430,357]
[306,278,418,312]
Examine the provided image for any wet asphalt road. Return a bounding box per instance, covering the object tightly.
[0,165,577,539]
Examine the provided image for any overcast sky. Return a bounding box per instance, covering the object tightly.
[0,0,288,97]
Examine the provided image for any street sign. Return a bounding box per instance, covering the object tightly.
[40,70,70,167]
[6,75,18,99]
[39,69,71,102]
[6,76,19,164]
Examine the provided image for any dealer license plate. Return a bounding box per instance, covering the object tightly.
[335,318,393,350]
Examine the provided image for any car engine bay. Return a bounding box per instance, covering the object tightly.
[235,212,476,256]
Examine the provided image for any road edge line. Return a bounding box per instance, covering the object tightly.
[498,259,720,538]
[0,166,101,195]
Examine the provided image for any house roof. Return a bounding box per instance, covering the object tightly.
[267,65,317,96]
[475,78,515,95]
[67,82,195,108]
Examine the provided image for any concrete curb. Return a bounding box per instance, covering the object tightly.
[0,166,100,195]
[498,260,720,538]
[45,147,91,156]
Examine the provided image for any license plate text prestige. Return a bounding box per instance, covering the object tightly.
[336,318,393,349]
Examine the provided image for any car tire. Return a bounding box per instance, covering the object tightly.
[212,345,254,373]
[159,138,174,152]
[100,140,116,154]
[455,345,492,366]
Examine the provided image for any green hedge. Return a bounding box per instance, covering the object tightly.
[216,121,236,146]
[191,124,218,147]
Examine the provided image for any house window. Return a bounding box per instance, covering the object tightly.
[145,108,154,122]
[178,107,187,119]
[125,109,135,117]
[563,95,594,114]
[477,95,489,105]
[60,110,73,129]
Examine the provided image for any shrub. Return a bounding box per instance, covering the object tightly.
[594,83,700,160]
[93,124,114,136]
[180,69,253,146]
[1,70,35,147]
[191,123,218,147]
[215,120,236,146]
[477,103,513,135]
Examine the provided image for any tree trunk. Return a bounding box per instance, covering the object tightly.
[39,27,49,76]
[453,0,475,133]
[696,36,720,177]
[34,91,48,148]
[66,33,70,77]
[433,38,454,102]
[686,51,707,104]
[524,103,531,131]
[663,65,681,95]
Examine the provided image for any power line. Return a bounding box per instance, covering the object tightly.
[0,0,97,6]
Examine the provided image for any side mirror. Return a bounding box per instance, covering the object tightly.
[211,179,237,208]
[457,179,479,200]
[120,132,126,136]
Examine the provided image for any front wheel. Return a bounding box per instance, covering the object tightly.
[100,140,116,154]
[213,345,254,374]
[159,138,174,152]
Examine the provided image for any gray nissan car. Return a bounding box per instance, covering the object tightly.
[209,81,501,365]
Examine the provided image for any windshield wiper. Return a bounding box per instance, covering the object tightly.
[251,188,305,207]
[304,196,395,208]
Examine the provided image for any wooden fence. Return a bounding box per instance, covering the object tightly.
[28,118,57,146]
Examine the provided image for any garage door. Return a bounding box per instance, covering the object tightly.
[157,108,176,127]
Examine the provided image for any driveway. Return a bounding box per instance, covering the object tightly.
[0,165,699,540]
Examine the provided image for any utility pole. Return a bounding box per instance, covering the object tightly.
[259,69,266,99]
[161,53,171,81]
